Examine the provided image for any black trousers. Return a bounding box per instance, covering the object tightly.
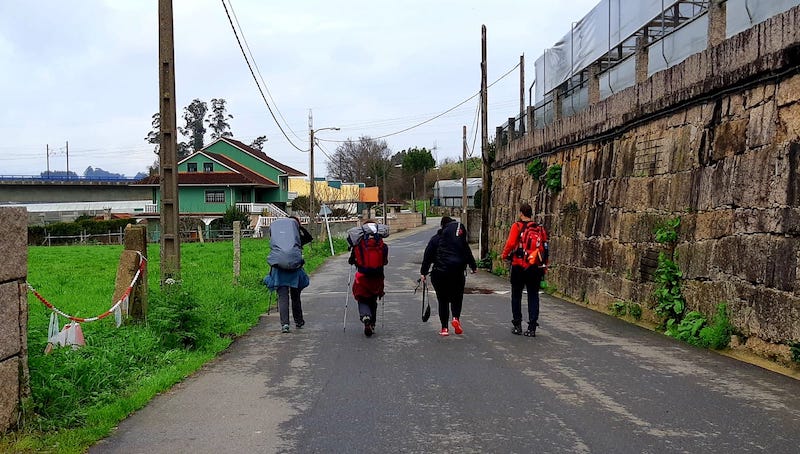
[510,265,543,326]
[431,270,466,329]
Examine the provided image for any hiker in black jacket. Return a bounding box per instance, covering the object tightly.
[420,216,477,336]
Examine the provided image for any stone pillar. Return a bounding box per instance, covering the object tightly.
[588,63,601,105]
[708,0,727,48]
[0,207,30,432]
[526,105,536,132]
[635,35,650,84]
[115,223,148,321]
[553,85,564,122]
[508,117,517,139]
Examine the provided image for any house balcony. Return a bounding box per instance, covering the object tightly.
[235,202,288,216]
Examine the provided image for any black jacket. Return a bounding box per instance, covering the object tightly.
[420,223,477,275]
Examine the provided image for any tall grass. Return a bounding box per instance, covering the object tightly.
[2,237,348,453]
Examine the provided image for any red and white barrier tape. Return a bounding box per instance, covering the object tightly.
[26,252,147,323]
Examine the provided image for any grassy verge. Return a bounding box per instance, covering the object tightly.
[2,237,347,453]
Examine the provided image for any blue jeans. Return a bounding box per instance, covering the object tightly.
[510,265,543,326]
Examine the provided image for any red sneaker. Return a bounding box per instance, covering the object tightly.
[439,327,449,336]
[451,318,463,335]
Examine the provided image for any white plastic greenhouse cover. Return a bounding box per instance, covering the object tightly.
[534,0,800,103]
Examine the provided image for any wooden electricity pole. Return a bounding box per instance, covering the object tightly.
[158,0,181,282]
[480,25,490,259]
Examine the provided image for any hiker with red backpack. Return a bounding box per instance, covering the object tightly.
[420,216,477,336]
[347,219,389,337]
[502,203,549,337]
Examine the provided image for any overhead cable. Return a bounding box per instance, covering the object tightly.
[221,0,306,152]
[226,0,305,143]
[318,61,521,143]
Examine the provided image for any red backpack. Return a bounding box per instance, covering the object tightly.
[517,221,549,268]
[354,233,388,276]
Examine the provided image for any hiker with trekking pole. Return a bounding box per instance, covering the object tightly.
[420,216,477,336]
[501,203,549,337]
[346,219,389,337]
[264,216,313,333]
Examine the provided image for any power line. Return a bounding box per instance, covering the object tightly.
[221,0,306,152]
[226,0,305,143]
[318,61,521,143]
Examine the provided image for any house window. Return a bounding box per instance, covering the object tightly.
[203,162,213,172]
[280,176,288,192]
[187,163,197,172]
[205,190,225,203]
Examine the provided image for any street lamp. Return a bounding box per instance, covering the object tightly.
[309,126,339,217]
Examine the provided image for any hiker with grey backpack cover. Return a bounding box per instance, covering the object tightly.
[264,217,312,333]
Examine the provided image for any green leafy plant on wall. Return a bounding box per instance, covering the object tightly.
[544,164,562,193]
[527,158,545,179]
[666,303,732,349]
[653,216,684,328]
[655,216,681,244]
[791,342,800,363]
[609,300,643,320]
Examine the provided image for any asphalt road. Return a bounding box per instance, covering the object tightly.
[91,220,800,453]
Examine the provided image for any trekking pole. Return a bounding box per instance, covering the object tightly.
[266,289,274,315]
[343,265,354,331]
[381,296,385,329]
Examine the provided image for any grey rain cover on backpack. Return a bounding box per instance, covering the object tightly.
[267,217,303,269]
[346,222,390,248]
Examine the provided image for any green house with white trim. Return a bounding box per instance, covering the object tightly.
[134,137,304,228]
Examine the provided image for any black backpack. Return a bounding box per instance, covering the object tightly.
[435,221,468,272]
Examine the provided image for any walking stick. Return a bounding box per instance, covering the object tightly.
[343,266,354,331]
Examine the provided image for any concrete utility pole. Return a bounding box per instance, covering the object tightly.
[308,109,339,221]
[462,125,468,232]
[480,25,490,259]
[520,54,525,127]
[65,141,70,178]
[158,0,181,282]
[308,109,315,218]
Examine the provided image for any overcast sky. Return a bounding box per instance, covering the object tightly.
[0,0,599,179]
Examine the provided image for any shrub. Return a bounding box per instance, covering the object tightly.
[544,164,562,193]
[527,158,545,179]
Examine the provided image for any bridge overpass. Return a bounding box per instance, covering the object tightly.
[0,176,152,223]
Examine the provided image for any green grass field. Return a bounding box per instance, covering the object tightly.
[2,237,347,453]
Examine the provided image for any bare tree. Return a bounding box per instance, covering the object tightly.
[326,136,391,184]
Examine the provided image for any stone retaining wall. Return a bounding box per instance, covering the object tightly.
[0,207,30,432]
[491,7,800,364]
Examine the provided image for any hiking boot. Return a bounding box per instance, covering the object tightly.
[439,327,449,336]
[511,323,522,335]
[451,317,463,335]
[295,320,305,329]
[524,322,538,337]
[363,316,373,337]
[281,324,290,333]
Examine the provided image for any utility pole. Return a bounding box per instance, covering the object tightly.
[462,125,468,232]
[65,141,70,178]
[480,25,490,259]
[46,144,50,178]
[308,109,315,218]
[520,54,525,126]
[158,0,181,282]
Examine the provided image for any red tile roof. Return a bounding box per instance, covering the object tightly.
[133,171,277,187]
[223,138,306,176]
